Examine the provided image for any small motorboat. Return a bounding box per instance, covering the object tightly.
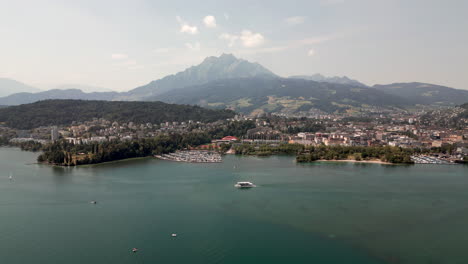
[235,181,256,188]
[90,201,97,204]
[132,248,139,253]
[171,233,177,237]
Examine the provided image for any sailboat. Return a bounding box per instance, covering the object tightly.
[8,172,12,181]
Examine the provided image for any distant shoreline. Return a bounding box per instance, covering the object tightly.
[37,156,152,167]
[315,159,393,165]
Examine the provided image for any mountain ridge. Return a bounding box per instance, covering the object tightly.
[118,53,277,100]
[0,54,467,113]
[373,82,468,105]
[156,76,407,114]
[0,89,118,106]
[289,74,368,87]
[0,78,41,97]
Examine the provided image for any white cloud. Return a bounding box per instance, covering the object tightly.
[111,53,128,60]
[307,49,315,56]
[219,33,239,47]
[176,16,198,35]
[185,42,201,51]
[180,24,198,34]
[219,30,265,48]
[203,15,217,28]
[239,30,265,48]
[285,16,306,26]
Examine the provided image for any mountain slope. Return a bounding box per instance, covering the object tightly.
[120,53,277,100]
[289,74,367,87]
[157,77,407,114]
[55,84,114,93]
[0,78,41,97]
[373,82,468,105]
[0,89,118,106]
[0,100,235,129]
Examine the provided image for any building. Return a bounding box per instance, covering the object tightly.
[212,136,239,145]
[51,126,59,141]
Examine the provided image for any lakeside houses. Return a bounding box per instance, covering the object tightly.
[1,107,467,163]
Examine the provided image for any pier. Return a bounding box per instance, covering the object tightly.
[155,151,222,163]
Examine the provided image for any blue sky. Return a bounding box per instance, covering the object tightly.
[0,0,467,91]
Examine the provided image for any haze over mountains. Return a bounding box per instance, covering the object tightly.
[1,54,467,114]
[0,78,41,97]
[289,74,368,88]
[118,53,277,100]
[0,79,114,97]
[54,84,114,93]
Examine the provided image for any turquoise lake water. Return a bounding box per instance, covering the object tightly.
[0,147,467,264]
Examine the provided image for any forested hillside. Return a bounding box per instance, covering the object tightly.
[156,77,408,114]
[0,100,235,129]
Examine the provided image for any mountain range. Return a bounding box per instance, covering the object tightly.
[0,89,118,106]
[373,83,468,105]
[289,74,368,88]
[117,53,277,100]
[0,78,41,97]
[0,54,467,114]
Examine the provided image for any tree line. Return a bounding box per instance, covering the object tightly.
[296,145,419,164]
[37,132,213,166]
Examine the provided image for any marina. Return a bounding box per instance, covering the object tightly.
[410,155,453,164]
[155,150,222,163]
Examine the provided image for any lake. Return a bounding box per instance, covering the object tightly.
[0,147,467,264]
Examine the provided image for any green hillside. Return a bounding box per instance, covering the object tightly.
[373,82,468,105]
[0,100,235,129]
[156,77,408,114]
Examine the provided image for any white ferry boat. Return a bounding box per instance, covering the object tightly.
[235,181,256,188]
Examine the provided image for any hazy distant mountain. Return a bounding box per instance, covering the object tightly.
[373,82,468,105]
[0,89,118,106]
[119,53,278,100]
[55,84,114,93]
[0,78,41,97]
[289,74,368,87]
[1,55,467,113]
[157,77,406,114]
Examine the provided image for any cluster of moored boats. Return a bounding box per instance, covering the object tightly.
[411,155,452,164]
[155,151,222,163]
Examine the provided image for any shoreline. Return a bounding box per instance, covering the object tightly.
[37,156,153,167]
[315,159,393,165]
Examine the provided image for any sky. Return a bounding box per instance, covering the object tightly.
[0,0,467,91]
